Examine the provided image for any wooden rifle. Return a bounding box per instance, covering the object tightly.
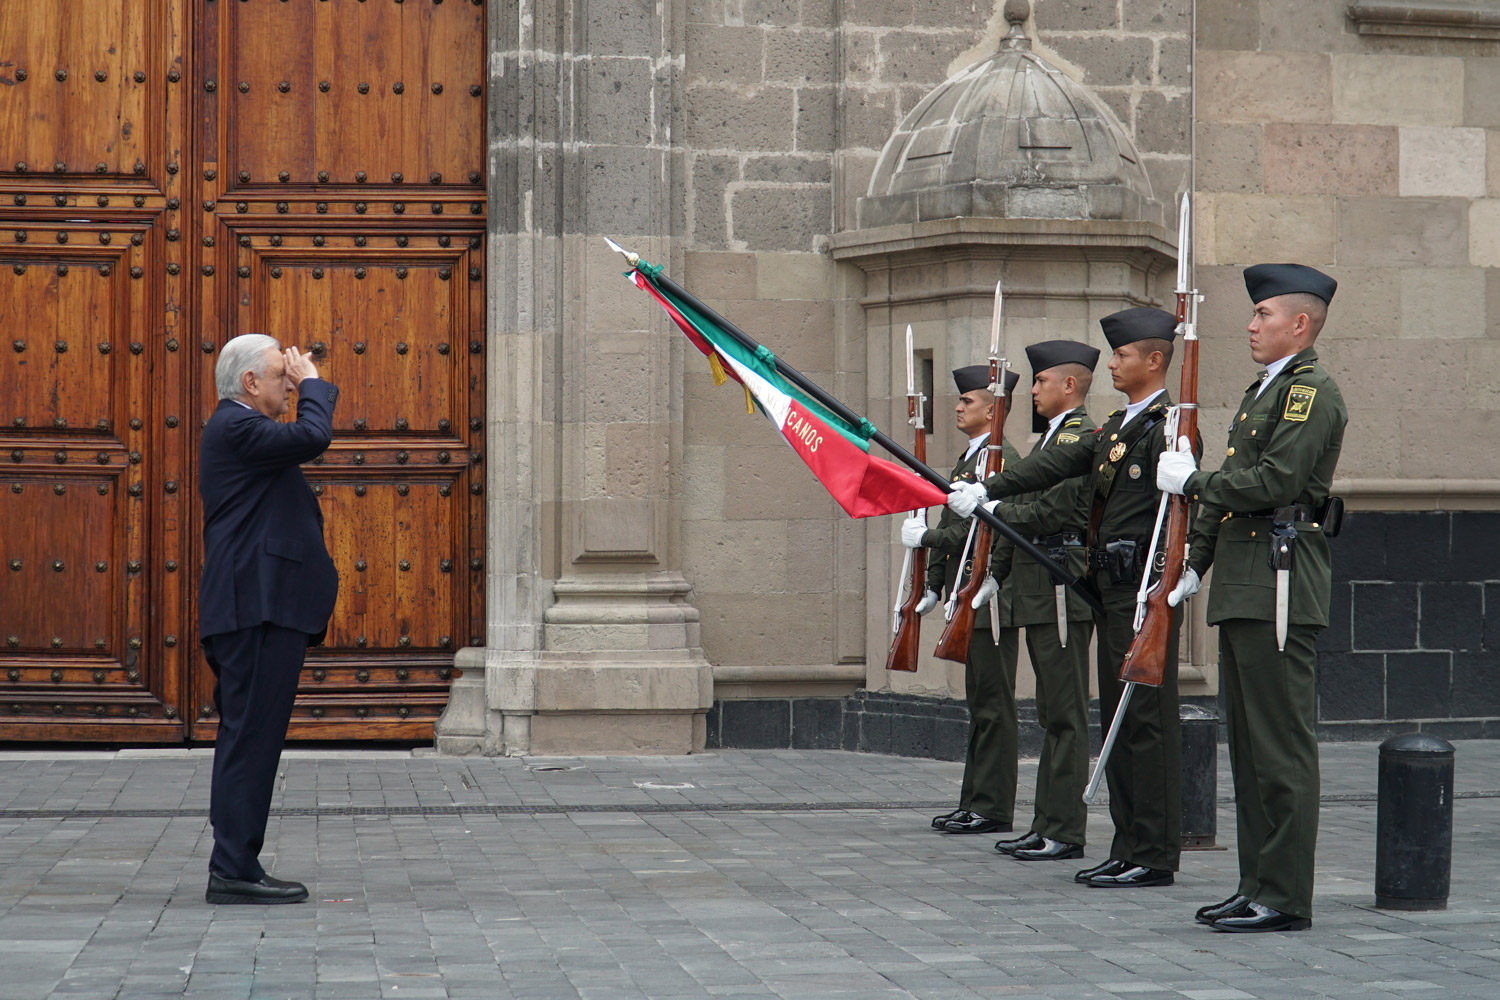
[1119,193,1199,686]
[1085,192,1199,802]
[886,326,929,672]
[934,282,1008,664]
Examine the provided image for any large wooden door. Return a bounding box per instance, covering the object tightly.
[0,0,486,741]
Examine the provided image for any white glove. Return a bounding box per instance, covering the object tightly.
[914,590,940,615]
[1167,568,1201,607]
[946,480,988,518]
[970,574,998,610]
[980,499,1001,515]
[1156,438,1197,495]
[900,517,928,549]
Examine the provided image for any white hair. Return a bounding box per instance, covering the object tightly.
[215,333,281,401]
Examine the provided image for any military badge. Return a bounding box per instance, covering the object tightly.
[1108,442,1126,463]
[1128,463,1141,479]
[1283,385,1316,422]
[1057,432,1079,445]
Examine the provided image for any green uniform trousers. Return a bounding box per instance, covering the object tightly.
[1095,586,1182,872]
[959,626,1020,825]
[1025,619,1094,846]
[1218,619,1320,919]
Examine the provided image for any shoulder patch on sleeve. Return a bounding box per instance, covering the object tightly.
[1057,432,1080,444]
[1283,385,1317,422]
[1293,364,1317,374]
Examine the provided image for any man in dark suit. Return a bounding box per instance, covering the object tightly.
[199,333,339,904]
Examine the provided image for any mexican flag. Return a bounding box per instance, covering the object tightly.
[627,265,950,519]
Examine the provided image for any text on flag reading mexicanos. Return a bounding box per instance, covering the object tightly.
[786,408,824,453]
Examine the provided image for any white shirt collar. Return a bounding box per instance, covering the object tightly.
[963,431,990,462]
[1255,355,1298,398]
[1039,409,1068,448]
[1121,388,1166,427]
[229,398,254,410]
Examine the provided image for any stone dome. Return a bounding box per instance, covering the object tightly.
[857,0,1159,230]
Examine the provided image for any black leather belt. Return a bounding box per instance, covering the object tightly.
[1238,503,1316,522]
[1035,532,1084,548]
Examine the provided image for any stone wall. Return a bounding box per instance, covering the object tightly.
[1317,510,1500,741]
[679,0,1191,700]
[1193,0,1500,482]
[684,0,1500,737]
[705,508,1500,760]
[1183,0,1500,739]
[461,0,1500,754]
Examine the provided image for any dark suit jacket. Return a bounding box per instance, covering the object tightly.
[198,379,340,642]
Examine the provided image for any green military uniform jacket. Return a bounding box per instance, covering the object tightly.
[984,393,1179,574]
[989,407,1096,626]
[1186,347,1347,626]
[924,434,1022,629]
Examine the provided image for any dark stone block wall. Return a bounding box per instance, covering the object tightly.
[1317,510,1500,741]
[710,511,1500,758]
[708,692,1221,760]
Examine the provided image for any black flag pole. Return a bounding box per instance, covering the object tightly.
[610,239,1105,617]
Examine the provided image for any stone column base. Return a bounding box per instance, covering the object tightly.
[434,572,714,755]
[434,647,713,755]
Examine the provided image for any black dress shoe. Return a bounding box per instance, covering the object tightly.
[940,812,1011,835]
[206,872,309,905]
[934,809,977,830]
[1012,838,1083,861]
[1074,858,1128,883]
[1196,893,1252,925]
[1085,864,1174,888]
[931,808,965,829]
[995,832,1044,855]
[1212,901,1310,933]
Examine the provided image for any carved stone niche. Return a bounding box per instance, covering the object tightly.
[829,0,1180,697]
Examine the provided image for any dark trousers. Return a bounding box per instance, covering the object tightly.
[1095,587,1182,872]
[202,623,308,881]
[1026,618,1094,846]
[1218,619,1321,919]
[959,626,1019,824]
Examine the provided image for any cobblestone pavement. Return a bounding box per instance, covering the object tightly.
[1,742,1497,1000]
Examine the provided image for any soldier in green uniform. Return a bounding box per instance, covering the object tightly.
[984,341,1099,862]
[1157,264,1345,933]
[947,308,1198,886]
[903,365,1022,835]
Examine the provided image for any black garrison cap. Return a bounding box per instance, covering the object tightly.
[1100,307,1177,350]
[953,364,1020,395]
[1243,263,1337,305]
[1025,339,1100,375]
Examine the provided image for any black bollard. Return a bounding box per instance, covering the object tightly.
[1375,732,1454,910]
[1179,704,1219,850]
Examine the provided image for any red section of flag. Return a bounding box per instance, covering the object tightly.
[780,401,949,519]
